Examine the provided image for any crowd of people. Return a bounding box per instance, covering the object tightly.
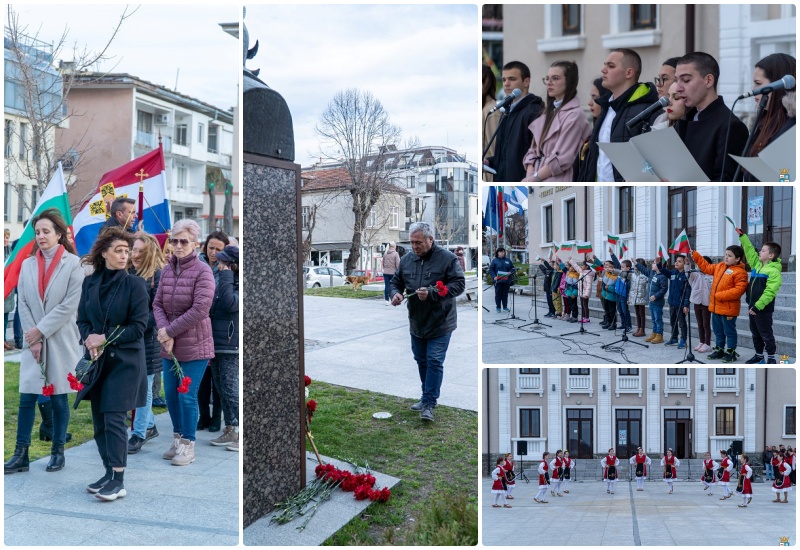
[521,227,783,363]
[4,197,239,502]
[491,446,794,509]
[483,49,796,182]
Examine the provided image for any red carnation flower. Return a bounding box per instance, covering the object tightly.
[177,376,192,394]
[42,384,55,397]
[341,475,360,492]
[306,399,317,413]
[377,487,391,502]
[354,484,371,500]
[435,280,447,297]
[66,372,84,391]
[305,375,312,386]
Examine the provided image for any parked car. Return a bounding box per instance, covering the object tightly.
[304,266,347,288]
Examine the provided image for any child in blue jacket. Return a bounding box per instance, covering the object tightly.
[635,259,669,344]
[660,255,692,349]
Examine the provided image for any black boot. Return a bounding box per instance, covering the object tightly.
[4,445,29,474]
[38,401,73,443]
[46,444,65,472]
[209,405,222,433]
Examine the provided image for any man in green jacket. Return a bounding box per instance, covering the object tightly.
[739,230,783,364]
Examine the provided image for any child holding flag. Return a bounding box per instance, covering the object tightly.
[660,255,691,349]
[737,228,783,364]
[635,259,668,344]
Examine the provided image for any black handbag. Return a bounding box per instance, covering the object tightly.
[74,356,101,387]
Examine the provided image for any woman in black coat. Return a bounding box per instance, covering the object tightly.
[76,228,149,501]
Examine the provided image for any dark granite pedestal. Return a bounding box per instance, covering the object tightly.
[242,153,305,528]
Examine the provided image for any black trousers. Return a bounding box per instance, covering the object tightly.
[545,288,555,315]
[749,310,776,355]
[603,299,617,326]
[567,296,578,318]
[494,281,511,309]
[91,398,128,469]
[197,365,221,423]
[580,297,590,319]
[669,305,687,340]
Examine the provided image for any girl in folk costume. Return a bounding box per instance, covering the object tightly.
[787,447,796,486]
[534,451,551,503]
[735,454,754,507]
[629,447,651,491]
[718,449,735,500]
[491,456,511,508]
[502,453,516,499]
[661,448,681,494]
[561,450,574,493]
[772,452,792,504]
[601,448,620,494]
[700,451,719,495]
[550,449,565,496]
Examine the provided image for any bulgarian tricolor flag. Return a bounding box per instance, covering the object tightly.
[560,242,574,252]
[577,241,593,254]
[73,146,171,255]
[607,233,619,245]
[619,241,628,257]
[4,163,72,298]
[669,229,691,254]
[657,241,668,261]
[723,213,737,230]
[553,243,560,253]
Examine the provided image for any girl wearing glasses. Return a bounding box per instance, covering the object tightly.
[153,219,215,467]
[522,61,591,182]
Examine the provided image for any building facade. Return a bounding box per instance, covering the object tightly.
[483,368,796,462]
[56,73,236,238]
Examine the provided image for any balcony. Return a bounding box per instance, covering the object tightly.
[509,437,548,460]
[135,131,172,153]
[615,374,642,397]
[566,375,593,397]
[713,374,740,396]
[664,374,691,397]
[515,372,543,397]
[710,435,743,454]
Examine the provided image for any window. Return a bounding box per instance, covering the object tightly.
[177,166,187,190]
[4,119,12,158]
[569,368,589,375]
[668,187,696,254]
[174,124,188,146]
[619,186,633,233]
[562,4,581,35]
[716,368,735,375]
[715,407,735,436]
[17,185,26,222]
[173,210,184,221]
[786,406,796,436]
[302,206,310,229]
[4,182,9,221]
[137,111,153,133]
[520,409,541,438]
[390,206,399,229]
[19,122,27,159]
[667,368,687,375]
[207,124,218,153]
[565,198,576,240]
[197,123,204,144]
[366,210,377,228]
[406,175,415,189]
[631,4,657,30]
[619,368,639,375]
[520,368,541,374]
[30,187,38,211]
[543,204,553,243]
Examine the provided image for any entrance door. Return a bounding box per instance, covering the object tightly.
[664,409,691,458]
[616,409,642,459]
[742,186,793,271]
[567,409,593,459]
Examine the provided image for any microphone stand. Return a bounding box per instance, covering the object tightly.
[677,269,704,364]
[561,270,599,337]
[519,268,551,330]
[732,94,769,182]
[482,109,509,171]
[602,271,648,350]
[481,281,493,313]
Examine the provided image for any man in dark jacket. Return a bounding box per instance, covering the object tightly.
[578,49,662,182]
[102,197,137,232]
[674,52,749,181]
[484,61,545,182]
[390,222,465,422]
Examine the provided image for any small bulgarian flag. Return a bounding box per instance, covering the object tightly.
[560,242,574,252]
[657,241,668,261]
[619,241,628,257]
[553,243,560,253]
[577,241,593,254]
[607,233,619,245]
[669,229,691,254]
[535,253,541,261]
[723,213,737,230]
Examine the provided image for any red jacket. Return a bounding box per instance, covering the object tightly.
[154,251,215,361]
[691,251,748,317]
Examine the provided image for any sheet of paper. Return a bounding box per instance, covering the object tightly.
[756,127,795,182]
[630,127,710,182]
[729,155,778,182]
[597,142,660,182]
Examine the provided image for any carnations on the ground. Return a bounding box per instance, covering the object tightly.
[314,463,390,503]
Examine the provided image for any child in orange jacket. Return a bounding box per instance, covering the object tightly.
[691,245,748,363]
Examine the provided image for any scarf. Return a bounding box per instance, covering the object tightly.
[37,245,65,300]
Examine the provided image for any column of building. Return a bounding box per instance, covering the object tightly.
[547,368,562,451]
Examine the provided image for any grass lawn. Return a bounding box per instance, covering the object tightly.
[304,286,384,299]
[306,381,478,545]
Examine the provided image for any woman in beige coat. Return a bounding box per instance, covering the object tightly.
[4,209,84,474]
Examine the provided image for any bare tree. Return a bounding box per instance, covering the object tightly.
[4,5,135,212]
[315,89,402,274]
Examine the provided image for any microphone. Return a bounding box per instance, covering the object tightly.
[489,88,522,113]
[738,75,796,100]
[626,96,669,129]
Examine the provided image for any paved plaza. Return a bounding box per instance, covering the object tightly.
[482,477,796,546]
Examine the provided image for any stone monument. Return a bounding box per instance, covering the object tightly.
[242,7,305,528]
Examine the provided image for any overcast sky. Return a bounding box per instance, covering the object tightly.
[245,4,479,168]
[7,4,239,110]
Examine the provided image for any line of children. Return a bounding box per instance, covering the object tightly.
[700,451,719,495]
[601,447,620,494]
[490,456,511,508]
[629,447,652,491]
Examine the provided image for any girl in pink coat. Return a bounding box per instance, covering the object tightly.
[522,61,592,182]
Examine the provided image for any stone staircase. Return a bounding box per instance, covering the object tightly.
[516,270,796,358]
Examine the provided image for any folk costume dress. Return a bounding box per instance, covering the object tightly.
[491,465,508,506]
[561,456,574,493]
[503,458,516,497]
[772,459,793,496]
[736,463,753,506]
[630,453,652,490]
[549,456,565,496]
[661,455,681,492]
[700,458,719,494]
[601,454,620,493]
[718,455,734,499]
[534,459,551,503]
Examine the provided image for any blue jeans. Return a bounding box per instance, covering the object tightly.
[410,332,452,407]
[766,462,774,479]
[649,303,664,334]
[162,359,208,442]
[13,308,22,349]
[712,313,738,349]
[17,393,69,446]
[617,300,631,330]
[132,373,155,439]
[383,277,393,301]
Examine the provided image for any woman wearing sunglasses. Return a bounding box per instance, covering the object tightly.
[153,219,215,467]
